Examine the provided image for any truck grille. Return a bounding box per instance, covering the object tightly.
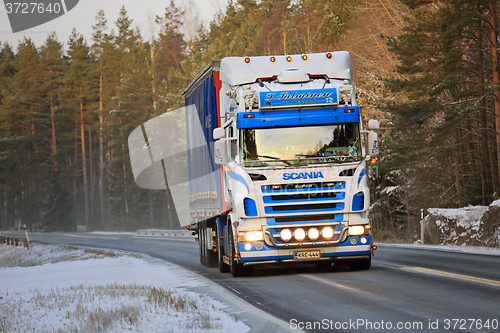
[274,214,341,223]
[261,181,345,215]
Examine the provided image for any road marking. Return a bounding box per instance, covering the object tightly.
[61,234,118,240]
[299,274,385,302]
[402,267,500,288]
[228,286,241,295]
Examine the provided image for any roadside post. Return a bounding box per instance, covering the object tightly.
[420,209,424,245]
[24,224,31,250]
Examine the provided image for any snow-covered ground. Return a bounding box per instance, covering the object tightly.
[0,244,249,333]
[381,243,500,256]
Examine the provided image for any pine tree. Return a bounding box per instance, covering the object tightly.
[37,33,75,230]
[384,0,499,209]
[0,42,16,231]
[60,30,95,231]
[2,38,43,230]
[107,6,147,230]
[91,9,114,229]
[155,0,188,111]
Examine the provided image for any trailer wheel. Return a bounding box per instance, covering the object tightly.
[206,224,218,267]
[199,223,206,266]
[217,225,229,273]
[229,230,253,277]
[199,221,217,267]
[348,255,371,270]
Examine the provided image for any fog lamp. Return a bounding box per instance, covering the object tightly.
[308,227,319,241]
[294,228,306,241]
[322,226,334,240]
[280,229,292,242]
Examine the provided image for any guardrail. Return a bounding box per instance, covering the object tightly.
[135,229,193,238]
[0,234,31,248]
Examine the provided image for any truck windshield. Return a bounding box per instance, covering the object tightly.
[240,123,362,167]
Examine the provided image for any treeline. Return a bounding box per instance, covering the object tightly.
[0,0,354,231]
[372,0,500,241]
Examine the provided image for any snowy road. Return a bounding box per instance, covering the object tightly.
[3,232,500,333]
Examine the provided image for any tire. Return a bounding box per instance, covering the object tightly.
[199,223,206,266]
[199,221,218,268]
[315,261,333,269]
[229,229,253,277]
[348,255,371,270]
[205,223,218,268]
[217,225,229,273]
[332,260,349,267]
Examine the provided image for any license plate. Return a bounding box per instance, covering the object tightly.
[293,250,321,260]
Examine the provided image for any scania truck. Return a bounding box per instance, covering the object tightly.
[182,51,380,277]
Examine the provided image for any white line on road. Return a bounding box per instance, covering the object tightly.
[401,266,500,289]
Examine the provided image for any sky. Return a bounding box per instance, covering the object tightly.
[0,0,228,51]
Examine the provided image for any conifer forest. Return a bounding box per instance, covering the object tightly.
[1,0,499,241]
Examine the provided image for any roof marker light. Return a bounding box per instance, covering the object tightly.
[270,56,276,62]
[326,52,332,59]
[245,57,250,63]
[286,56,292,62]
[302,54,308,60]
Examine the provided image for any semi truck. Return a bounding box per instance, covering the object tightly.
[183,51,380,277]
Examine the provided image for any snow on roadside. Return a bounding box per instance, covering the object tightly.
[381,243,500,256]
[0,244,250,333]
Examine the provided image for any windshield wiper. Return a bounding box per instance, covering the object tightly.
[296,154,323,157]
[257,155,292,166]
[295,154,362,163]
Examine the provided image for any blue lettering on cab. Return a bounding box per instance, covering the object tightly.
[283,172,324,180]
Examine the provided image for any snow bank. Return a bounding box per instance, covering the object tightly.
[423,202,500,247]
[0,244,249,333]
[383,243,500,256]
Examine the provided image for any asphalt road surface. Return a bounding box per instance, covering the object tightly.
[3,232,500,333]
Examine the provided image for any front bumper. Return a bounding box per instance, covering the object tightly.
[237,235,371,265]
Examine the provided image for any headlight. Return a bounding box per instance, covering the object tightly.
[245,231,263,242]
[360,237,368,244]
[308,227,319,241]
[322,226,334,240]
[244,243,252,251]
[294,228,306,241]
[348,225,365,236]
[280,229,292,242]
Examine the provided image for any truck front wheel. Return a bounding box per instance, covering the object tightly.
[348,255,371,270]
[229,230,253,277]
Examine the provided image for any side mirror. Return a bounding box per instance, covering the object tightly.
[367,119,380,130]
[213,127,225,140]
[367,131,379,156]
[214,140,228,164]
